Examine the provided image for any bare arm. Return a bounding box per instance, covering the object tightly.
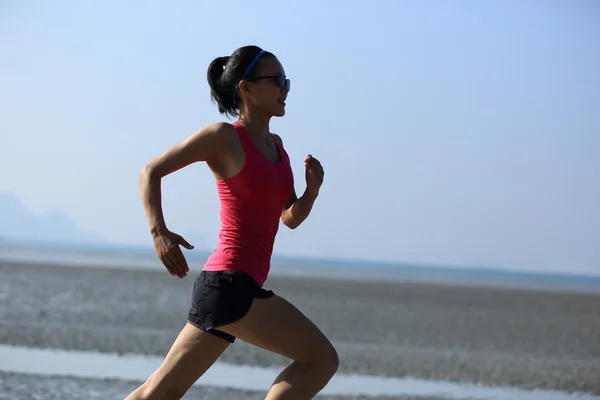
[140,122,228,277]
[274,134,325,230]
[281,189,319,229]
[140,123,226,232]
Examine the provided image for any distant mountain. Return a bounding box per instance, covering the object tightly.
[0,193,105,245]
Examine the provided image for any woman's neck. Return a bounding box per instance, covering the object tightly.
[237,113,271,143]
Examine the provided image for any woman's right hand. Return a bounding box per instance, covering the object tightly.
[151,228,194,278]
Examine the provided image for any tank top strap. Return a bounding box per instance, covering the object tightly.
[232,121,256,157]
[232,122,253,146]
[271,133,287,162]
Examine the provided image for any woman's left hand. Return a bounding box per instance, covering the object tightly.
[305,154,324,197]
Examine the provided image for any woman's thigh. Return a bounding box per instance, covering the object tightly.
[217,294,338,366]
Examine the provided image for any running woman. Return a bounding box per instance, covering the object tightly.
[126,45,339,400]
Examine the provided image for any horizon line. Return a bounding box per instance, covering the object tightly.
[1,238,599,280]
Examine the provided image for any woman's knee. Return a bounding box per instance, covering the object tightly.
[322,342,340,375]
[305,340,339,377]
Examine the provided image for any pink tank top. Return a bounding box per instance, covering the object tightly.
[202,122,295,286]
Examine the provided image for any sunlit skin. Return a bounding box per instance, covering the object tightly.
[126,51,337,400]
[141,55,324,280]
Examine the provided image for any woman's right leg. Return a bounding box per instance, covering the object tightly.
[217,294,339,400]
[125,323,230,400]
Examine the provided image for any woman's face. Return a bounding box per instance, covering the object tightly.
[240,56,290,117]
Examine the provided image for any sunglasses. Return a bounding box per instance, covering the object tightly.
[247,73,291,91]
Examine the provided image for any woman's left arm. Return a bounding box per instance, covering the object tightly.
[281,156,324,229]
[272,134,325,229]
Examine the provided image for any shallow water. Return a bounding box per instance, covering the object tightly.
[1,345,597,400]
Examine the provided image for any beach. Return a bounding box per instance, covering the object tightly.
[0,260,599,399]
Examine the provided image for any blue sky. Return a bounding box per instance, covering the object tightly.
[1,0,599,274]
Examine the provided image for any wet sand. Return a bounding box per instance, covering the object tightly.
[1,261,599,396]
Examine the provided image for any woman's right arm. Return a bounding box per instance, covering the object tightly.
[140,122,228,278]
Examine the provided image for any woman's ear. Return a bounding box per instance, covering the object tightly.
[238,80,250,93]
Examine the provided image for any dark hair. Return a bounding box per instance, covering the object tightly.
[207,45,275,117]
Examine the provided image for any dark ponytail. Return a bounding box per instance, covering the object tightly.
[206,45,275,118]
[207,56,235,116]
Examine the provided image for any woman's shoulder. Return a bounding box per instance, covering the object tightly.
[207,122,239,137]
[177,122,240,161]
[198,122,241,148]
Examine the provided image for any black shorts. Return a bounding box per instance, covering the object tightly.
[187,270,274,343]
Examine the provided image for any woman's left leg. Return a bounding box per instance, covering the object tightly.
[125,323,230,400]
[217,294,339,399]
